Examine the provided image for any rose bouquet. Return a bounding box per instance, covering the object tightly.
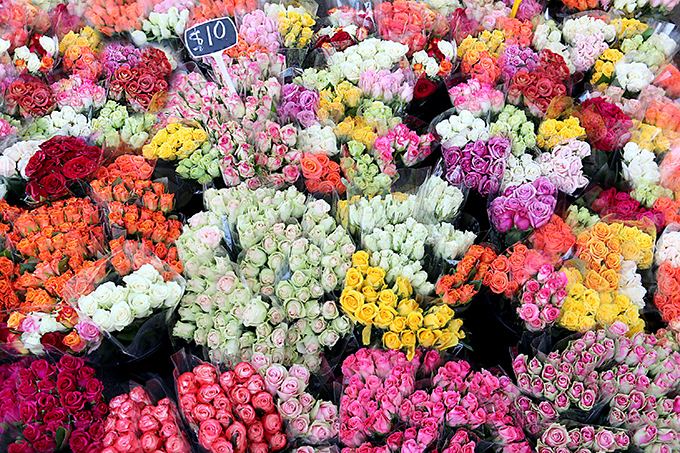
[142,122,207,161]
[411,38,457,81]
[0,355,108,453]
[132,6,191,45]
[374,0,448,55]
[436,245,498,306]
[591,188,664,233]
[51,75,107,114]
[574,98,633,152]
[300,152,345,195]
[537,117,586,150]
[12,34,58,76]
[91,101,156,150]
[537,139,591,195]
[434,110,490,149]
[4,75,56,118]
[341,140,395,196]
[280,84,320,128]
[501,154,544,191]
[515,265,569,331]
[489,177,557,236]
[0,139,43,180]
[529,214,577,260]
[442,136,511,196]
[448,79,504,117]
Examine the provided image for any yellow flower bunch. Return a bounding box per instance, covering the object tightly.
[277,10,315,48]
[457,30,505,59]
[629,121,676,154]
[340,251,465,360]
[591,49,623,85]
[335,116,376,148]
[59,26,102,54]
[142,123,207,161]
[537,117,586,149]
[612,18,649,40]
[608,222,654,269]
[318,81,362,123]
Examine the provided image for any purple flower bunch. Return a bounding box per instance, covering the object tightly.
[442,136,510,196]
[280,83,320,128]
[490,177,557,233]
[500,45,539,81]
[99,43,141,80]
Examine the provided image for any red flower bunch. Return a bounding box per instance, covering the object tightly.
[374,0,449,54]
[413,78,437,100]
[176,361,286,453]
[653,197,680,226]
[507,50,569,116]
[483,244,549,297]
[575,98,633,151]
[461,50,500,86]
[4,75,56,118]
[63,45,103,81]
[24,136,102,202]
[300,152,346,195]
[655,262,680,322]
[592,188,664,233]
[0,356,107,453]
[436,245,498,306]
[316,29,358,52]
[107,204,182,245]
[529,214,576,259]
[108,47,172,112]
[103,386,191,453]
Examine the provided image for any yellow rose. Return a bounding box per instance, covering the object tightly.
[613,293,631,312]
[400,330,417,348]
[352,251,370,271]
[336,119,354,137]
[541,119,557,135]
[406,312,424,331]
[417,328,439,348]
[634,233,653,250]
[365,267,386,289]
[621,242,642,261]
[356,302,378,325]
[362,285,379,303]
[583,291,600,314]
[423,311,449,329]
[192,129,207,142]
[383,332,402,350]
[344,88,362,108]
[378,289,398,308]
[340,289,364,315]
[624,306,640,324]
[345,267,364,290]
[619,225,638,242]
[158,143,175,160]
[142,144,156,160]
[559,311,581,331]
[394,277,412,298]
[630,318,645,334]
[374,306,397,329]
[155,128,169,142]
[571,283,586,299]
[435,330,458,349]
[595,303,618,324]
[390,316,407,333]
[397,299,419,317]
[578,315,597,331]
[166,123,180,133]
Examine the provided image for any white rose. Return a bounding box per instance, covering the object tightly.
[373,52,392,69]
[123,274,152,293]
[110,286,130,305]
[4,147,21,162]
[78,294,99,317]
[130,293,152,318]
[357,43,377,58]
[437,40,455,59]
[110,301,134,331]
[14,46,30,61]
[149,283,171,308]
[0,39,9,54]
[340,62,360,82]
[131,30,147,46]
[26,54,41,73]
[38,36,57,56]
[136,264,161,283]
[92,282,116,306]
[242,297,269,327]
[22,332,44,355]
[385,41,408,61]
[0,156,16,178]
[39,316,61,334]
[92,308,115,332]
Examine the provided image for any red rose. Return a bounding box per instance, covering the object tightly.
[17,381,37,399]
[245,374,265,395]
[250,442,269,453]
[92,401,109,419]
[266,432,287,450]
[251,392,274,413]
[69,429,91,453]
[36,393,57,409]
[230,386,251,405]
[536,78,554,98]
[234,403,256,426]
[56,374,77,394]
[214,394,232,412]
[225,421,248,453]
[8,80,28,98]
[138,73,156,93]
[513,69,535,87]
[234,363,256,383]
[177,372,198,395]
[38,172,68,199]
[115,66,134,82]
[413,78,437,100]
[24,151,50,179]
[61,390,86,414]
[37,377,56,392]
[262,413,282,434]
[43,408,68,425]
[63,156,98,180]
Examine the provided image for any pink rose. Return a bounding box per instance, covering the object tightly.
[141,433,162,451]
[198,419,223,448]
[518,303,540,322]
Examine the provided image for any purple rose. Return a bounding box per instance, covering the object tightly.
[299,90,319,110]
[463,172,480,190]
[514,183,537,202]
[444,147,461,167]
[472,140,487,157]
[488,136,510,159]
[460,158,473,172]
[534,177,556,196]
[513,210,531,231]
[527,201,554,229]
[297,110,318,128]
[489,161,505,177]
[471,156,490,173]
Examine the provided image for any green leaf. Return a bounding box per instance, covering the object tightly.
[55,426,66,448]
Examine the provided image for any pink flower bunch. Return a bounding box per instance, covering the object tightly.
[464,3,511,31]
[0,117,18,140]
[51,74,107,113]
[441,430,476,453]
[538,423,629,452]
[358,69,414,106]
[239,10,280,52]
[152,0,194,13]
[489,177,557,233]
[103,386,191,453]
[176,361,287,453]
[569,32,608,73]
[449,9,482,45]
[250,354,339,444]
[99,43,142,81]
[448,79,505,117]
[281,83,319,128]
[0,356,107,453]
[373,123,434,168]
[537,139,591,195]
[516,265,569,331]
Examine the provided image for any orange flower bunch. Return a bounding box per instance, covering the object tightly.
[82,0,163,36]
[561,0,599,11]
[530,214,576,258]
[483,244,549,297]
[109,237,182,275]
[436,245,497,306]
[576,222,623,293]
[461,50,501,86]
[225,38,271,59]
[645,100,680,132]
[92,180,174,213]
[108,204,182,245]
[0,257,19,315]
[654,197,680,226]
[63,45,102,81]
[654,261,680,322]
[189,0,259,27]
[497,17,533,47]
[8,198,101,239]
[94,154,156,183]
[654,64,680,98]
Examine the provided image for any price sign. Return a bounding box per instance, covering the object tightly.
[184,17,238,94]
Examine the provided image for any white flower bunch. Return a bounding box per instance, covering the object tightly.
[490,105,537,156]
[326,38,409,83]
[424,0,462,16]
[13,36,58,74]
[78,264,184,333]
[345,193,417,234]
[0,139,43,179]
[622,142,660,188]
[617,260,646,308]
[297,124,339,156]
[92,101,155,149]
[177,211,226,275]
[613,0,648,13]
[416,175,465,224]
[368,249,434,295]
[132,7,190,45]
[363,217,429,262]
[615,61,654,93]
[502,153,544,190]
[655,230,680,267]
[297,67,344,91]
[25,107,92,139]
[562,16,616,44]
[429,223,476,261]
[631,180,672,208]
[435,110,489,148]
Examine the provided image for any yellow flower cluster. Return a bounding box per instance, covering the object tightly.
[537,117,586,149]
[340,251,465,360]
[336,116,376,148]
[277,11,315,48]
[591,49,623,85]
[629,121,676,154]
[142,123,207,160]
[612,18,649,40]
[318,81,362,123]
[59,26,102,54]
[458,31,505,59]
[558,268,644,334]
[612,222,654,269]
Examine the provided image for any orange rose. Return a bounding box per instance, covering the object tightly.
[490,255,510,273]
[584,270,609,292]
[587,240,608,263]
[591,223,612,242]
[489,272,509,294]
[601,268,620,291]
[63,331,86,352]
